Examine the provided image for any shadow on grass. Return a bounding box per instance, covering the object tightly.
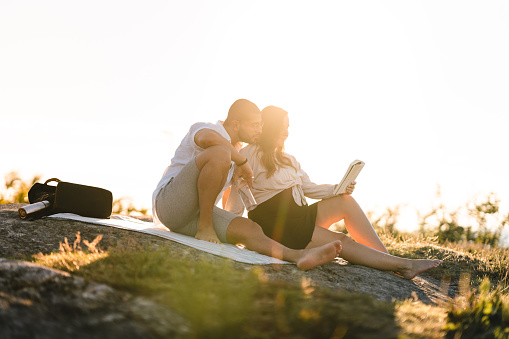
[74,247,401,339]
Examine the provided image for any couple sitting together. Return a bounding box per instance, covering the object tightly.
[152,99,442,277]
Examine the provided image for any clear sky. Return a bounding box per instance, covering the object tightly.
[1,1,508,234]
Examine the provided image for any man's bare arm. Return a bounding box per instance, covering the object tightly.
[194,129,254,187]
[194,129,245,164]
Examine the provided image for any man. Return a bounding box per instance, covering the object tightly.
[152,99,341,270]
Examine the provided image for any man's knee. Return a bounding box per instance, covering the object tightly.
[195,145,231,171]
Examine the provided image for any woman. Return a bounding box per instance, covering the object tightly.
[226,106,442,279]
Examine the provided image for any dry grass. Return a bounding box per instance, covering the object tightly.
[33,231,108,272]
[396,300,447,339]
[381,232,509,289]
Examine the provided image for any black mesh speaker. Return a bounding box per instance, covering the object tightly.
[54,182,113,218]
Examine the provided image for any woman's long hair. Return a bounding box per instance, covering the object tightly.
[258,106,296,178]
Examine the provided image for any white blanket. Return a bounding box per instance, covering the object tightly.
[49,213,290,265]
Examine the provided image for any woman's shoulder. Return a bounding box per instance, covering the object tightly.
[282,150,298,162]
[240,143,259,157]
[281,151,302,170]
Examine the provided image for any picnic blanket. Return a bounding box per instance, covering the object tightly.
[49,213,291,265]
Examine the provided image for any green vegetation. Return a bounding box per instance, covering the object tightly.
[4,172,509,337]
[396,300,447,339]
[111,196,149,216]
[418,187,509,247]
[33,234,400,338]
[445,278,509,338]
[30,231,509,338]
[366,205,402,235]
[84,250,259,338]
[0,171,40,204]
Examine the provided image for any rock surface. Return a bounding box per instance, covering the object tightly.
[0,258,190,339]
[1,203,449,337]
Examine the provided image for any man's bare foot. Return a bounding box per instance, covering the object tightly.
[296,240,342,271]
[399,259,443,280]
[195,227,221,244]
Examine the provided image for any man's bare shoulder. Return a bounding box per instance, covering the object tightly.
[190,122,217,133]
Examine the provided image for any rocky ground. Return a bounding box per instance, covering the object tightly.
[0,204,451,338]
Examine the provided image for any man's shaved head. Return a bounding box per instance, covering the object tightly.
[224,99,260,125]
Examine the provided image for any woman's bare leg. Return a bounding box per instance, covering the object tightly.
[226,218,342,271]
[306,227,442,279]
[316,195,388,253]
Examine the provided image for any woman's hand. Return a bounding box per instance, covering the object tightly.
[345,181,356,195]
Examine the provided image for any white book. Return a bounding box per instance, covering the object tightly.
[333,160,365,195]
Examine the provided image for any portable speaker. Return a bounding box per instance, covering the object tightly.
[25,178,113,219]
[54,182,113,218]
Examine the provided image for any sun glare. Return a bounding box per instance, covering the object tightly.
[1,1,508,237]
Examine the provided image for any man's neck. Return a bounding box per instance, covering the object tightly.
[222,122,240,146]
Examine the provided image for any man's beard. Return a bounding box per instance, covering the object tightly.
[239,130,259,144]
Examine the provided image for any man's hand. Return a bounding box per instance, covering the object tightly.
[345,181,356,195]
[195,227,221,244]
[234,162,254,188]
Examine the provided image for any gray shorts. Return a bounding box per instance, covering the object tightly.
[154,159,238,243]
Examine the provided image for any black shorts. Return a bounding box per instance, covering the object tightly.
[248,188,318,250]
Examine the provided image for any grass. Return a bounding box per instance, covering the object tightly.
[33,233,399,338]
[76,248,400,338]
[380,232,509,289]
[249,282,398,339]
[32,231,509,338]
[81,249,260,338]
[396,300,447,339]
[445,278,509,338]
[33,231,108,271]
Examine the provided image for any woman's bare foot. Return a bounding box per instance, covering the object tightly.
[296,240,342,271]
[399,259,443,280]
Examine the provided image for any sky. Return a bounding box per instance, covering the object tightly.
[1,1,508,235]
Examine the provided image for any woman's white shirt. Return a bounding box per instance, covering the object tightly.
[225,144,336,216]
